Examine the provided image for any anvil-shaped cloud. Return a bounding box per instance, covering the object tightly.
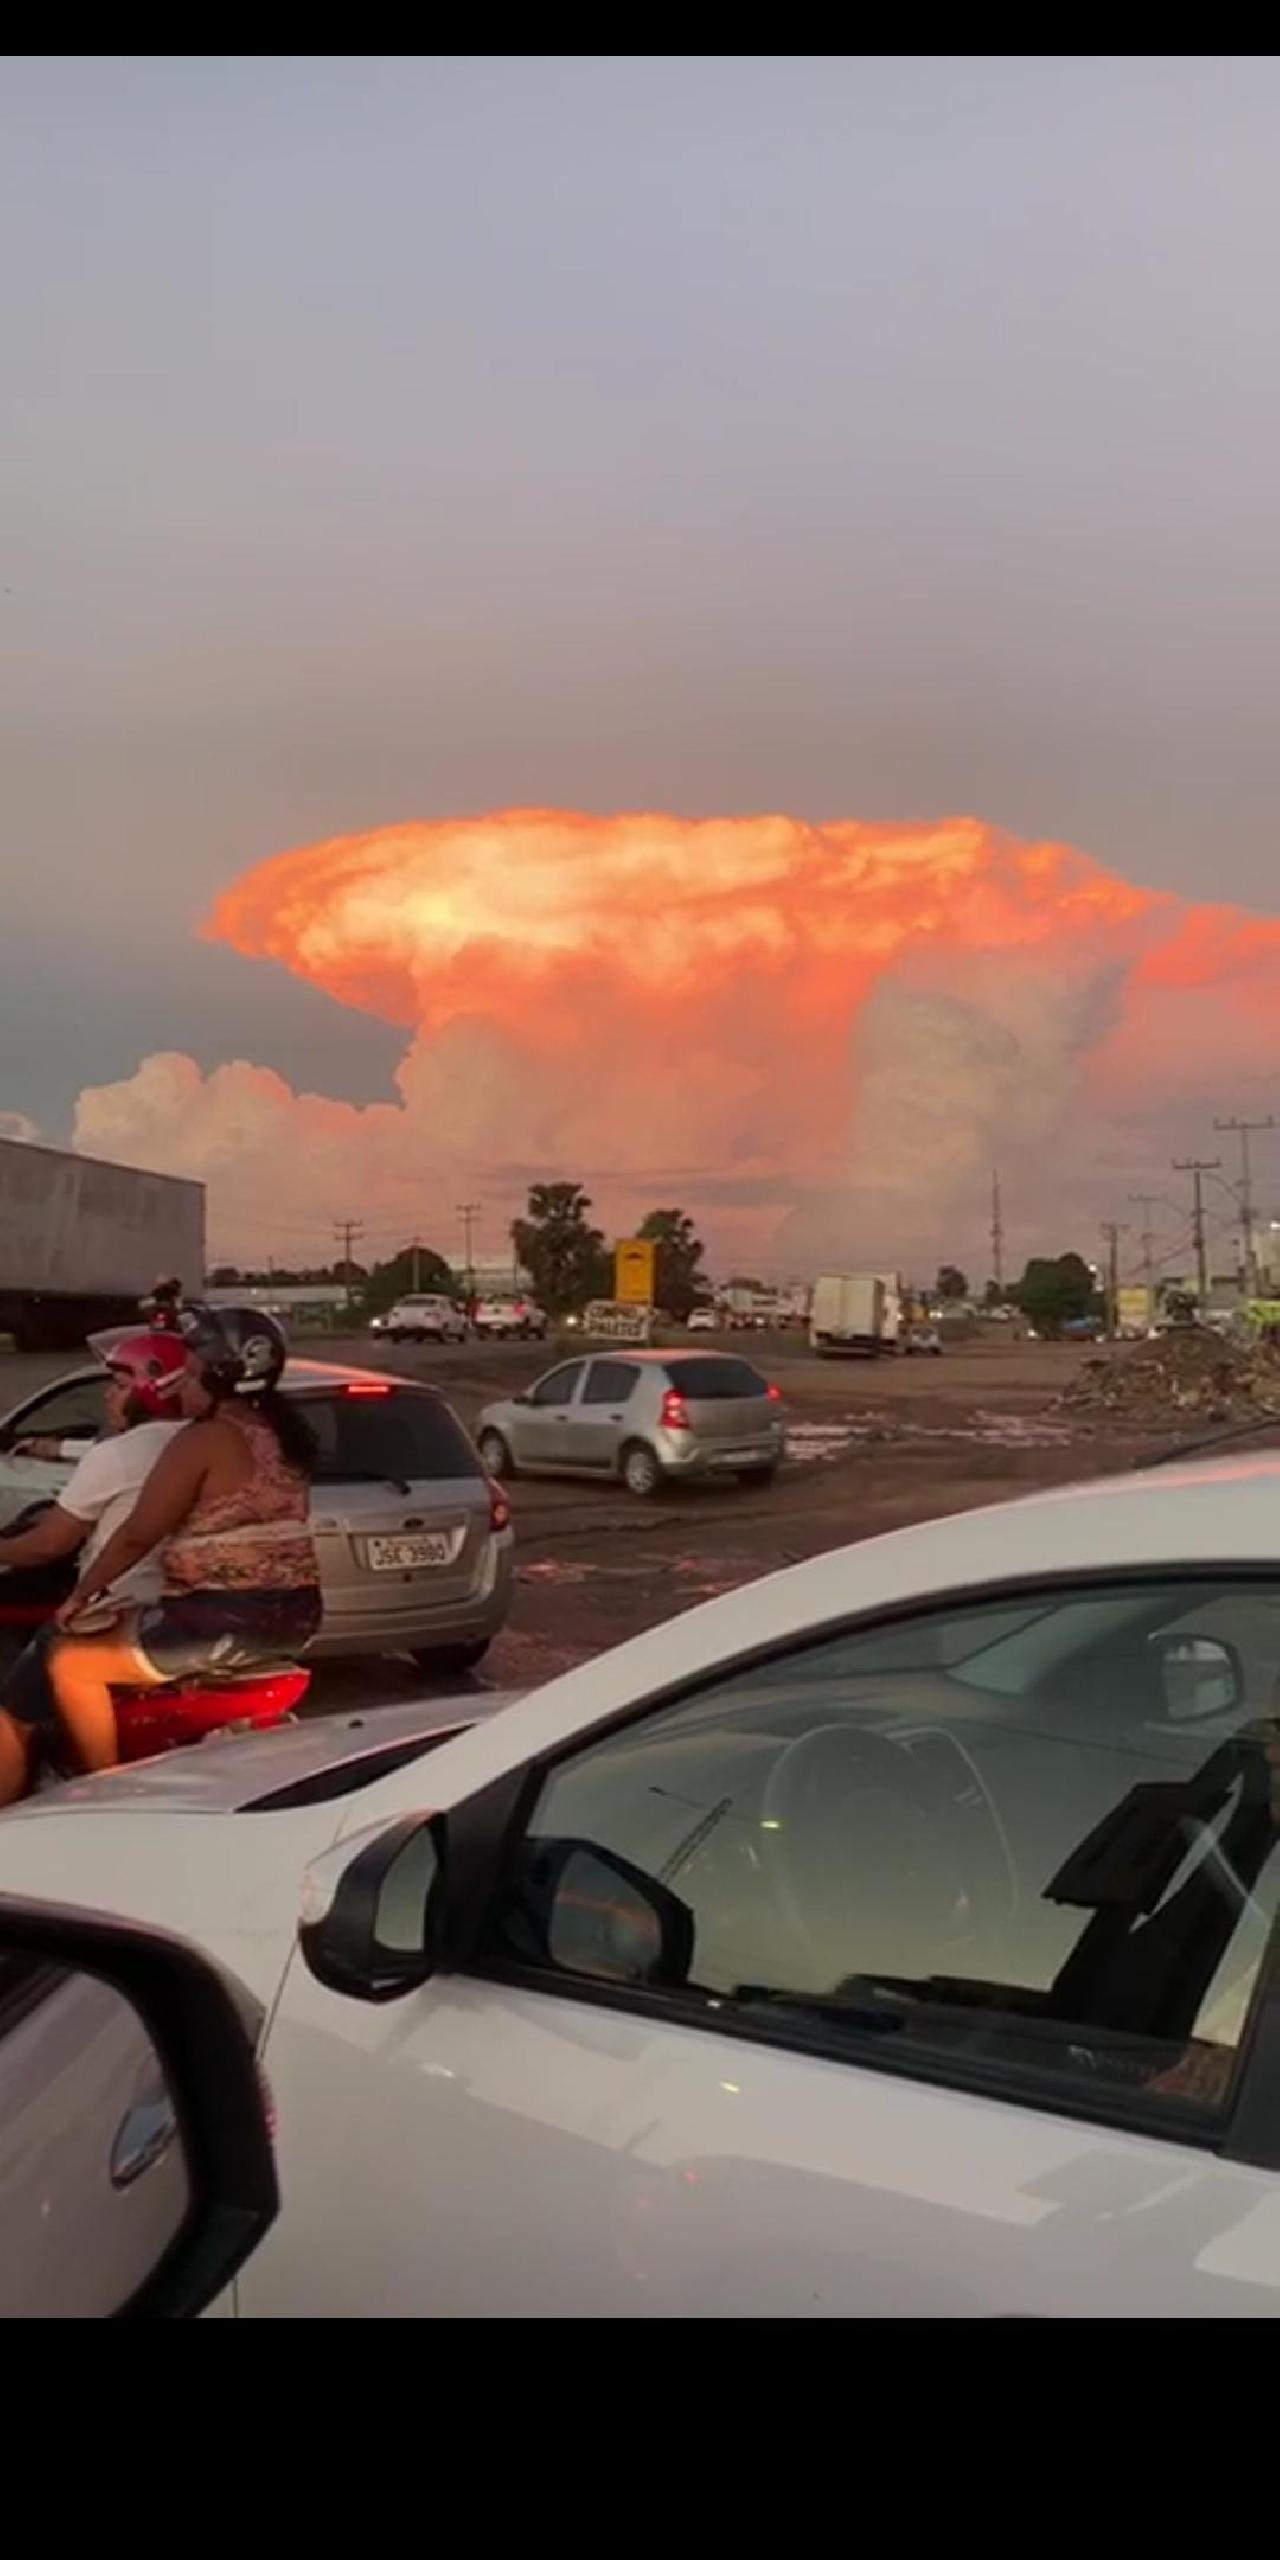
[73,811,1280,1272]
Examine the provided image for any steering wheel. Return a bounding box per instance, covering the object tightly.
[760,1723,999,1989]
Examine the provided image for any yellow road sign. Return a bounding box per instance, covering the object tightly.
[614,1239,657,1305]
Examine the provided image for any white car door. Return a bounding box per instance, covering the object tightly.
[244,1570,1280,2317]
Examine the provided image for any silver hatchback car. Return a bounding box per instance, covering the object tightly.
[0,1357,514,1673]
[477,1349,787,1498]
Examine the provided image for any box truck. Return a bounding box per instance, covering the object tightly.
[809,1271,887,1356]
[0,1137,206,1351]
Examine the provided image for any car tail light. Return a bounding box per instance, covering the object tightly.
[660,1388,691,1432]
[766,1383,782,1403]
[344,1381,392,1396]
[488,1480,511,1533]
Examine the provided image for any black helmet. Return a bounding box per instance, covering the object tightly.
[178,1301,288,1396]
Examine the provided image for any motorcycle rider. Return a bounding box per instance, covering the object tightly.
[0,1327,190,1803]
[38,1304,320,1782]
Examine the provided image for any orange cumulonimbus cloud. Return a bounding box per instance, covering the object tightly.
[71,808,1280,1266]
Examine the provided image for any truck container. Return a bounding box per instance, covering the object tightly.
[0,1136,206,1352]
[809,1271,886,1356]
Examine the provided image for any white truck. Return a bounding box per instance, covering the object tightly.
[809,1271,889,1357]
[0,1137,205,1352]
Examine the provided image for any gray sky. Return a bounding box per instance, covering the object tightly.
[5,54,1280,1135]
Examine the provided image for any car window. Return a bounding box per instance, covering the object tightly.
[2,1375,106,1447]
[663,1357,768,1399]
[581,1361,638,1406]
[529,1364,585,1408]
[481,1577,1280,2137]
[296,1389,481,1483]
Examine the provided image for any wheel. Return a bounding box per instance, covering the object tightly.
[621,1440,663,1499]
[478,1428,514,1478]
[736,1464,778,1487]
[389,1328,405,1343]
[410,1639,489,1676]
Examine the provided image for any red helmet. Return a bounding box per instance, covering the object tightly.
[88,1326,189,1420]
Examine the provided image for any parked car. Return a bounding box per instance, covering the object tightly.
[470,1297,548,1340]
[903,1326,943,1356]
[685,1307,718,1332]
[0,1357,514,1672]
[369,1294,467,1344]
[7,1455,1280,2316]
[477,1349,787,1497]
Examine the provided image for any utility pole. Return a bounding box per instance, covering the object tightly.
[1128,1194,1161,1330]
[1100,1222,1128,1339]
[1173,1160,1219,1310]
[456,1202,479,1303]
[410,1235,422,1293]
[990,1168,1005,1298]
[1214,1116,1276,1299]
[333,1218,365,1321]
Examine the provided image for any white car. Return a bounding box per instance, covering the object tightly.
[5,1456,1280,2317]
[471,1297,548,1340]
[369,1295,467,1344]
[685,1307,718,1332]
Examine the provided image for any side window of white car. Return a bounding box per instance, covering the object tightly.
[482,1577,1280,2137]
[1,1376,106,1450]
[528,1364,585,1409]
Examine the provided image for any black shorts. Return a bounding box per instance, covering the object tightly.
[133,1587,322,1680]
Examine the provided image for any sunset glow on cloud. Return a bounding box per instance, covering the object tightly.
[73,811,1280,1270]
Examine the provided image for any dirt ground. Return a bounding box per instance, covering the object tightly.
[4,1327,1270,1714]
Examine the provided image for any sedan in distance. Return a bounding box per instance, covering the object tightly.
[477,1349,787,1498]
[369,1295,467,1345]
[0,1358,514,1674]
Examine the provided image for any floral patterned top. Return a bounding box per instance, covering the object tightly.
[163,1405,319,1595]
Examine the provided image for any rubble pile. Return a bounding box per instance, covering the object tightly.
[1057,1327,1280,1431]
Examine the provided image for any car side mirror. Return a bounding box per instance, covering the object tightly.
[298,1813,444,2002]
[507,1837,695,1989]
[0,1894,277,2318]
[1149,1633,1243,1723]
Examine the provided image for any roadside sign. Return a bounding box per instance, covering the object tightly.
[582,1300,651,1343]
[1117,1286,1152,1333]
[614,1239,656,1306]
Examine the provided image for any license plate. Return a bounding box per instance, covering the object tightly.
[367,1532,455,1572]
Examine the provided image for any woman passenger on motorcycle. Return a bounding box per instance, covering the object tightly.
[40,1305,320,1779]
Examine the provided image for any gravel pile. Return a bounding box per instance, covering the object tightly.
[1056,1326,1280,1430]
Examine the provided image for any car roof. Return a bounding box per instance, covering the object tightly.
[567,1347,759,1366]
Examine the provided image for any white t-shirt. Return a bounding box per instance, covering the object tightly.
[59,1422,187,1601]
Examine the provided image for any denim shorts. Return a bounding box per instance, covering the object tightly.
[133,1587,322,1679]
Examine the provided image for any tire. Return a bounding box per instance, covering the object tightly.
[389,1329,405,1343]
[478,1428,514,1479]
[410,1639,489,1676]
[736,1465,778,1488]
[621,1440,663,1499]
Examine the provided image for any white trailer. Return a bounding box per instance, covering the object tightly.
[809,1271,886,1356]
[0,1137,205,1351]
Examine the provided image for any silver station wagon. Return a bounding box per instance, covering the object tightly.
[477,1349,787,1498]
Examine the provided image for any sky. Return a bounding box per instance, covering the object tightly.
[6,56,1280,1277]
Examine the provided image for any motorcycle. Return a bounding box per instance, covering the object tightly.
[0,1513,310,1772]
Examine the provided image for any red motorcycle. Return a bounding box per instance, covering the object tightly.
[0,1542,309,1770]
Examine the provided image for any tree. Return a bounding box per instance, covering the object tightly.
[1011,1252,1099,1339]
[512,1182,609,1318]
[361,1244,458,1319]
[637,1207,708,1322]
[935,1264,969,1303]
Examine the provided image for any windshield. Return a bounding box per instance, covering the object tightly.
[664,1358,768,1400]
[295,1389,481,1485]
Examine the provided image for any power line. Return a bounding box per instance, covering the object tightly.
[456,1201,480,1300]
[1100,1221,1128,1339]
[333,1218,365,1319]
[1214,1116,1276,1297]
[1172,1158,1220,1308]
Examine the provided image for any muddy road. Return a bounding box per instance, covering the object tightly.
[2,1328,1233,1714]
